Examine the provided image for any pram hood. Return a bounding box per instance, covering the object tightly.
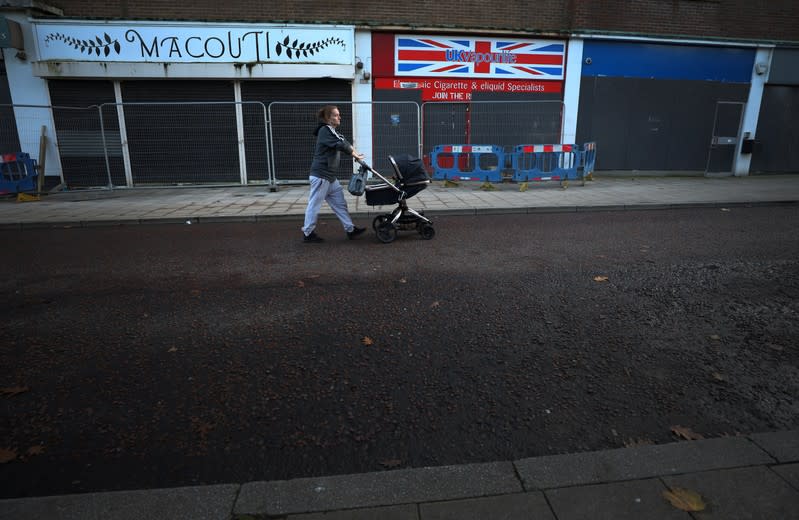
[391,154,429,184]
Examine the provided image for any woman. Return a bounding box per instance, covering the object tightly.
[301,105,366,243]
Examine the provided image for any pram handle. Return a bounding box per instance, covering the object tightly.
[354,158,395,185]
[355,157,372,169]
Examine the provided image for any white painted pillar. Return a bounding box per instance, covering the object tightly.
[113,81,133,186]
[562,38,584,145]
[734,46,773,176]
[233,81,247,184]
[2,13,63,181]
[351,29,373,168]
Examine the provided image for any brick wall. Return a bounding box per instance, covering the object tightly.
[45,0,799,43]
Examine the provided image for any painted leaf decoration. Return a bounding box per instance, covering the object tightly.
[283,35,290,45]
[104,32,112,43]
[287,48,292,59]
[104,46,110,56]
[663,488,706,512]
[275,44,282,56]
[96,36,102,45]
[292,39,298,48]
[114,41,120,53]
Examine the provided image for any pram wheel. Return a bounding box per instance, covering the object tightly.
[418,223,435,240]
[376,223,397,243]
[372,214,389,231]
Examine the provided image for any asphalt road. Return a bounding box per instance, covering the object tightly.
[1,206,798,498]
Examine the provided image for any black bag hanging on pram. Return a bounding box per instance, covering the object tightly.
[347,162,367,196]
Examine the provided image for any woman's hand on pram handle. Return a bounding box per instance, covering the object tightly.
[352,150,365,162]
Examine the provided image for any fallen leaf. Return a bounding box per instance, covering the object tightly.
[671,425,704,440]
[27,446,45,456]
[380,459,402,468]
[663,487,706,512]
[0,386,29,397]
[296,280,305,288]
[0,448,17,463]
[711,372,726,382]
[399,278,407,284]
[767,343,784,352]
[168,346,178,353]
[708,334,721,341]
[430,301,440,308]
[720,208,730,212]
[362,337,373,346]
[624,438,654,448]
[593,276,609,282]
[191,417,215,438]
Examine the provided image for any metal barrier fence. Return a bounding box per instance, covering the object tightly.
[421,100,564,171]
[267,101,421,183]
[0,102,270,189]
[0,100,565,188]
[98,101,269,187]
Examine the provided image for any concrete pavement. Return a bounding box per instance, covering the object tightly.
[1,431,798,519]
[1,174,799,228]
[1,173,799,519]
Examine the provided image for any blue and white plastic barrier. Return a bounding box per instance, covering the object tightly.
[431,145,504,183]
[0,152,38,194]
[581,142,597,179]
[510,144,581,183]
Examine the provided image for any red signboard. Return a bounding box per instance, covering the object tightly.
[375,77,562,101]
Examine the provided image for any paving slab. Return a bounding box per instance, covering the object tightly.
[771,463,799,491]
[749,429,799,462]
[662,466,799,520]
[418,492,555,520]
[514,437,775,490]
[286,503,419,519]
[0,484,239,520]
[234,462,521,516]
[545,478,689,520]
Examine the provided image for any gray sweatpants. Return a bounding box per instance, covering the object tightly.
[302,176,354,236]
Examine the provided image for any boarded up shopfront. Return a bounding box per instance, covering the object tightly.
[576,41,755,172]
[31,20,356,187]
[750,47,799,174]
[371,33,566,170]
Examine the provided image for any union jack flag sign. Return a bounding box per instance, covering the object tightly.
[395,35,565,79]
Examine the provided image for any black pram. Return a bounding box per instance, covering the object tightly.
[359,154,434,243]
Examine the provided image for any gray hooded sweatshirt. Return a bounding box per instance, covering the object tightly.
[310,123,354,182]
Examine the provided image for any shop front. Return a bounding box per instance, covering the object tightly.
[370,32,571,170]
[2,18,366,187]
